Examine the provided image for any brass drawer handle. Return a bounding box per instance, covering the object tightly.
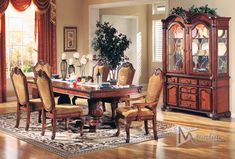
[186,80,191,84]
[186,96,191,100]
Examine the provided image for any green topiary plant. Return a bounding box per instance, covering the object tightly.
[92,21,131,80]
[170,5,217,16]
[189,4,217,15]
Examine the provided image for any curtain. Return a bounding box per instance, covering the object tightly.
[0,0,56,102]
[0,14,6,102]
[35,0,57,73]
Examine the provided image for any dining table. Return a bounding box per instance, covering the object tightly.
[27,79,142,132]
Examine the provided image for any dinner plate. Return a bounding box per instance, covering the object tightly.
[192,41,198,55]
[218,30,225,38]
[201,42,209,55]
[202,27,209,38]
[175,27,183,38]
[218,43,227,56]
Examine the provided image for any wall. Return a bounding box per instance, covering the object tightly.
[56,0,82,74]
[169,0,235,115]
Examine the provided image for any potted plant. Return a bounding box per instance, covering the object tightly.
[92,21,131,83]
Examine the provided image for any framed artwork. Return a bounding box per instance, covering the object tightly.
[64,26,77,52]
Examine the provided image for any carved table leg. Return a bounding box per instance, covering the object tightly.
[87,99,104,132]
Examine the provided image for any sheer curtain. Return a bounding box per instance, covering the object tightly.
[0,0,56,102]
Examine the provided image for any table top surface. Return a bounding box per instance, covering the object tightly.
[27,79,142,94]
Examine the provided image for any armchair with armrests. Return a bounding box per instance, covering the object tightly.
[102,62,135,118]
[115,68,163,143]
[10,67,43,131]
[34,70,84,140]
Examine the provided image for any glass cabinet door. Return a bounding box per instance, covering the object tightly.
[218,29,228,74]
[167,24,184,72]
[191,24,210,73]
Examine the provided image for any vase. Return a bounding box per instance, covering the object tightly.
[60,59,67,80]
[79,66,85,77]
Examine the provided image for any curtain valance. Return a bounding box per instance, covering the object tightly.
[0,0,52,13]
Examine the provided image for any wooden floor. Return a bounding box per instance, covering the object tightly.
[0,100,235,159]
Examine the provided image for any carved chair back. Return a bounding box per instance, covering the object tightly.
[145,68,163,104]
[92,59,110,82]
[10,67,29,105]
[34,70,55,112]
[33,61,52,78]
[117,62,135,85]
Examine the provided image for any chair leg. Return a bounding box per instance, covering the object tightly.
[52,114,57,140]
[153,118,158,140]
[25,108,31,131]
[80,117,85,136]
[15,104,21,128]
[125,120,131,143]
[41,110,46,136]
[38,110,42,123]
[64,118,68,130]
[102,101,106,112]
[144,120,149,135]
[115,115,120,137]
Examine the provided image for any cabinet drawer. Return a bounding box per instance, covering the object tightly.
[179,78,197,85]
[167,85,177,105]
[180,101,196,109]
[167,77,178,83]
[180,93,196,102]
[199,80,211,87]
[179,86,197,94]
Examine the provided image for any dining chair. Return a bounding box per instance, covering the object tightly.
[115,68,163,143]
[92,59,110,83]
[34,70,84,140]
[103,62,135,117]
[11,67,43,131]
[33,60,52,78]
[116,62,135,86]
[72,59,110,105]
[33,61,69,104]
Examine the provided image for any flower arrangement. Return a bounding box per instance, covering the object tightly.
[73,52,93,77]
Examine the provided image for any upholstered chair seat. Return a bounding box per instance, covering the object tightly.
[35,70,84,140]
[116,106,153,118]
[11,67,43,131]
[115,68,163,143]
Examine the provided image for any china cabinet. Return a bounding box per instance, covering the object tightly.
[162,13,231,119]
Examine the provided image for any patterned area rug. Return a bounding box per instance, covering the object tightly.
[0,112,196,158]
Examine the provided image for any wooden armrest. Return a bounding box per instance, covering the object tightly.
[133,100,159,112]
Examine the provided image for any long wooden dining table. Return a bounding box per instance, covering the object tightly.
[27,79,142,131]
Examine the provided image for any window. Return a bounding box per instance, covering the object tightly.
[152,20,163,62]
[5,4,37,77]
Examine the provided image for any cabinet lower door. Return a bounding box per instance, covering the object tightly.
[199,88,211,111]
[167,85,177,105]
